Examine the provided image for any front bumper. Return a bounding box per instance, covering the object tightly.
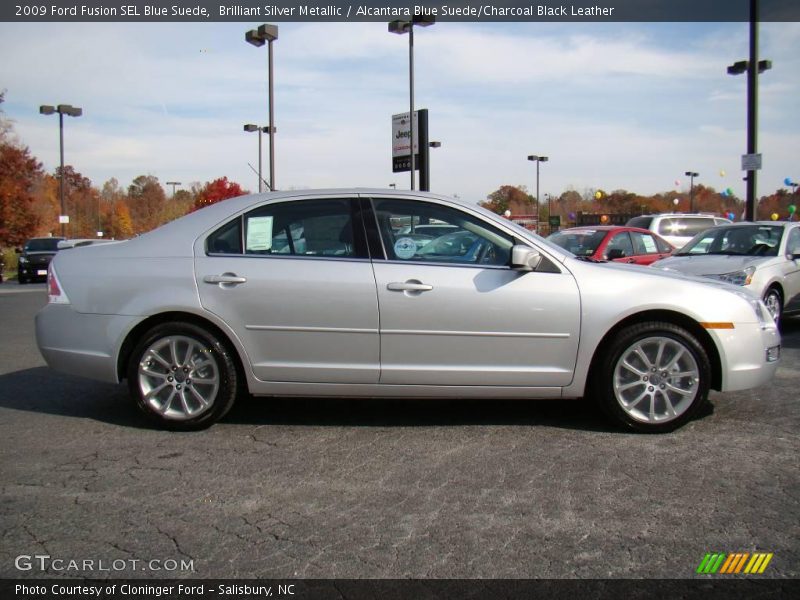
[713,322,781,392]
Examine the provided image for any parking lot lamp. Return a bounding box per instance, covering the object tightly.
[243,124,269,192]
[40,104,82,237]
[246,24,278,191]
[685,171,699,212]
[527,155,548,231]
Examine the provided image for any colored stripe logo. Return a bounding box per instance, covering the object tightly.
[697,552,773,574]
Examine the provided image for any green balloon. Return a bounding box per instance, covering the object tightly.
[789,204,797,214]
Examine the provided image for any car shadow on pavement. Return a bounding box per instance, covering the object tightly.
[0,367,153,429]
[0,366,718,434]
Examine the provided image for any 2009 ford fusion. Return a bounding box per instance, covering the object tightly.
[36,190,780,432]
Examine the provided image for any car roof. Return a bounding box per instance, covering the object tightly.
[557,226,657,234]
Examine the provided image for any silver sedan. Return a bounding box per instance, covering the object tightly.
[36,190,781,432]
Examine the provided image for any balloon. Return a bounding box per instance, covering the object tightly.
[789,205,797,214]
[568,212,576,220]
[721,189,728,197]
[503,209,511,218]
[771,213,779,221]
[594,191,602,200]
[600,214,609,223]
[785,177,793,186]
[673,198,680,206]
[726,187,733,196]
[674,180,681,187]
[719,170,726,177]
[727,212,735,220]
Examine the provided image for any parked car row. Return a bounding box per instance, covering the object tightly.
[35,190,781,433]
[546,217,800,325]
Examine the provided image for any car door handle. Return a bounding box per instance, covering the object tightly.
[387,281,433,292]
[203,274,247,285]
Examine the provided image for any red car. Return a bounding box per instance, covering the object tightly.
[547,226,675,265]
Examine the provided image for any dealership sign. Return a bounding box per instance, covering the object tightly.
[392,111,419,173]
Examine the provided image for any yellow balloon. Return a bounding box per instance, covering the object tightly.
[595,191,602,199]
[600,214,609,223]
[719,170,726,177]
[771,213,779,221]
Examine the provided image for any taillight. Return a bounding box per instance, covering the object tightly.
[47,264,70,304]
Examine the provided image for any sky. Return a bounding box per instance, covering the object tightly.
[1,20,799,205]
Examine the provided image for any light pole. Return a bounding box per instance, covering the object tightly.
[246,23,278,191]
[727,0,772,222]
[389,15,435,191]
[685,171,699,212]
[166,181,181,198]
[527,155,548,231]
[243,124,269,192]
[40,104,82,237]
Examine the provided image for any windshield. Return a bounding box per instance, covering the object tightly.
[677,225,783,257]
[547,230,606,256]
[24,238,62,252]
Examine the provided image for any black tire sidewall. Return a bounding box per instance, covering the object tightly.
[127,322,238,430]
[594,322,711,433]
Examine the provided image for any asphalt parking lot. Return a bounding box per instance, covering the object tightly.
[1,283,798,580]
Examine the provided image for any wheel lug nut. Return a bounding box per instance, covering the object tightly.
[648,386,654,392]
[167,376,173,382]
[660,384,666,389]
[643,376,648,382]
[172,366,178,371]
[176,384,182,390]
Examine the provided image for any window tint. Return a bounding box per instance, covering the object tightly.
[657,217,716,238]
[787,228,800,254]
[605,232,634,258]
[25,238,62,252]
[207,218,243,254]
[207,199,366,259]
[371,199,514,266]
[548,230,606,256]
[626,216,652,229]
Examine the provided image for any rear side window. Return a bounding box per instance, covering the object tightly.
[206,198,366,259]
[626,216,653,229]
[657,217,716,238]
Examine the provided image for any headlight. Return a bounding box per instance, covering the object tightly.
[18,256,28,264]
[730,289,773,327]
[707,266,755,286]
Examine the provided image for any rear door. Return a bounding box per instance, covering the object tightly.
[195,196,380,384]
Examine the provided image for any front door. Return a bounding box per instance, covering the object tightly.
[367,197,581,387]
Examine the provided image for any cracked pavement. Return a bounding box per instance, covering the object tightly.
[1,286,798,579]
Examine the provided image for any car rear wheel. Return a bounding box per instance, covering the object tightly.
[763,288,782,324]
[127,322,238,430]
[594,322,710,433]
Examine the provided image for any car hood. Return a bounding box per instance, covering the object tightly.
[652,254,768,276]
[22,251,58,257]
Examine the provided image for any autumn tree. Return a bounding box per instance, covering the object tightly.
[481,185,535,216]
[127,174,166,233]
[0,92,44,245]
[192,177,248,211]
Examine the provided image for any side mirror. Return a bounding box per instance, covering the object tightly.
[606,248,626,260]
[511,244,542,271]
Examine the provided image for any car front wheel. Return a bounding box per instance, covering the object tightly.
[593,322,710,433]
[763,288,782,324]
[127,322,239,430]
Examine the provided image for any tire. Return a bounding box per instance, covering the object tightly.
[762,287,782,325]
[592,321,711,433]
[127,322,239,430]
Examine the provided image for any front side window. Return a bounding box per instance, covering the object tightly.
[206,198,366,259]
[371,199,514,266]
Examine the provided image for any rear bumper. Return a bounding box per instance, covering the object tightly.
[35,304,141,383]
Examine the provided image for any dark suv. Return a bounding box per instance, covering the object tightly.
[17,237,65,283]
